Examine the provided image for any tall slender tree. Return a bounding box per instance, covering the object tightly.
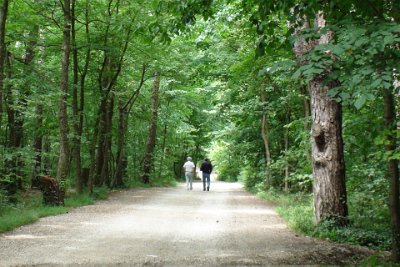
[56,0,71,184]
[0,0,9,141]
[141,70,161,184]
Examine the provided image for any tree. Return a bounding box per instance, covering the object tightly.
[56,0,71,185]
[293,14,348,225]
[141,71,161,184]
[114,63,147,187]
[0,0,8,136]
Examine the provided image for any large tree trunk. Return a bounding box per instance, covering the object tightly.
[384,89,400,262]
[293,14,348,225]
[0,0,8,135]
[56,0,71,184]
[310,79,348,224]
[141,71,161,184]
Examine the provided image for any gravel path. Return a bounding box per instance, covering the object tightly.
[0,181,374,266]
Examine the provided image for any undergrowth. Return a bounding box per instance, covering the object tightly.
[0,189,104,234]
[257,188,391,251]
[0,177,178,234]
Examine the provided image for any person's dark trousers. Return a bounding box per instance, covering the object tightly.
[202,172,211,191]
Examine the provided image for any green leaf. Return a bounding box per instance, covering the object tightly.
[332,45,345,56]
[370,79,382,89]
[383,34,395,45]
[292,68,302,79]
[354,95,367,110]
[339,92,350,101]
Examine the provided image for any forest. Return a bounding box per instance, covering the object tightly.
[0,0,399,264]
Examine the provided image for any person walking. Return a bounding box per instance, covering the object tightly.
[183,157,196,190]
[200,158,213,191]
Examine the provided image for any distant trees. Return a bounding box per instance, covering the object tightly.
[0,0,213,200]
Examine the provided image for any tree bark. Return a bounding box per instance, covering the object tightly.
[31,103,43,180]
[157,123,168,180]
[90,0,131,188]
[310,78,348,224]
[260,84,272,186]
[31,22,46,181]
[71,0,81,192]
[56,0,71,184]
[284,111,290,191]
[293,14,348,225]
[79,0,91,182]
[0,0,8,135]
[141,71,161,184]
[71,0,90,193]
[383,89,400,262]
[301,85,311,129]
[114,64,147,187]
[114,99,128,188]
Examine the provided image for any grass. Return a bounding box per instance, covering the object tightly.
[256,189,391,251]
[257,190,315,234]
[0,189,104,234]
[256,189,394,265]
[0,176,178,234]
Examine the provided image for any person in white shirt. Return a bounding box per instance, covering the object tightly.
[182,157,196,190]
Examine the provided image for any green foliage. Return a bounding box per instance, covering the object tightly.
[209,140,240,182]
[258,189,315,233]
[0,188,111,234]
[0,206,68,233]
[90,186,110,200]
[257,188,391,251]
[64,193,95,207]
[0,191,66,233]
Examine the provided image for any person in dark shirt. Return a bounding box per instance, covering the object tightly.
[200,158,213,191]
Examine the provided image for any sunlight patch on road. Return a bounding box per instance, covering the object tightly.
[195,208,277,216]
[4,234,53,240]
[262,223,287,230]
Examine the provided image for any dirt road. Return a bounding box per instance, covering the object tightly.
[0,181,373,266]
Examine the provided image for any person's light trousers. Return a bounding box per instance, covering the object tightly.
[185,172,194,190]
